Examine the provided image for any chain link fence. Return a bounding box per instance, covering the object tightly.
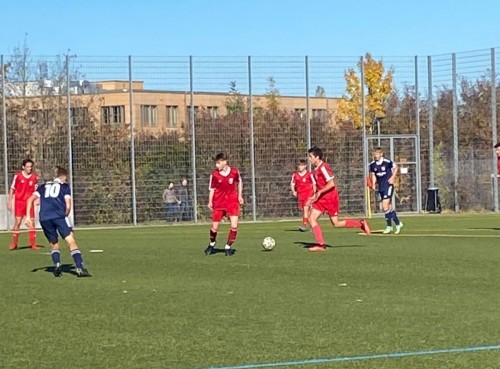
[0,49,499,228]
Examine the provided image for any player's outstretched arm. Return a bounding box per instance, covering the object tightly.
[25,194,37,227]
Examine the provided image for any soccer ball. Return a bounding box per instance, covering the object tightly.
[262,236,276,251]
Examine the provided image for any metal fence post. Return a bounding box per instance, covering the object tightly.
[128,56,137,225]
[305,56,311,151]
[491,48,498,212]
[452,53,459,212]
[427,56,435,189]
[248,56,256,222]
[189,56,198,223]
[1,55,9,230]
[66,55,75,224]
[415,55,422,212]
[360,56,369,216]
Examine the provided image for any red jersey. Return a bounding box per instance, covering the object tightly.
[209,166,241,209]
[11,171,38,201]
[312,161,337,198]
[291,171,315,200]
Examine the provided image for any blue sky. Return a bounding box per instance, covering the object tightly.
[2,0,499,57]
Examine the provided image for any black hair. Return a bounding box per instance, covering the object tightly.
[307,147,323,160]
[213,152,227,161]
[22,159,34,167]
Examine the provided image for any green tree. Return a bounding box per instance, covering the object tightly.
[225,81,246,115]
[265,76,280,115]
[315,86,326,97]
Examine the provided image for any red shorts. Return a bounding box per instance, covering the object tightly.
[212,203,240,222]
[312,191,339,216]
[297,195,311,209]
[14,200,35,218]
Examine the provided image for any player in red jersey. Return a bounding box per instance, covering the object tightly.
[495,142,500,176]
[204,153,244,257]
[290,159,316,231]
[8,159,39,250]
[306,147,371,252]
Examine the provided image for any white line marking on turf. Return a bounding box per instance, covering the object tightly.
[369,233,500,238]
[187,344,500,369]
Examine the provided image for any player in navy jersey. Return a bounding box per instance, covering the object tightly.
[369,147,403,234]
[204,153,244,256]
[26,166,91,277]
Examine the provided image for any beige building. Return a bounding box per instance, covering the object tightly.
[4,80,341,132]
[95,80,341,131]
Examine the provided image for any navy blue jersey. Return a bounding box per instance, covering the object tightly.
[369,158,395,191]
[34,179,71,221]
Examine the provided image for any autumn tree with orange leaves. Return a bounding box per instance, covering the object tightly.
[339,53,394,129]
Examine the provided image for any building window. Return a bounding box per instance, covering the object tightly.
[28,109,50,126]
[208,106,219,119]
[102,106,125,125]
[140,105,158,127]
[166,106,178,128]
[186,106,199,121]
[312,109,328,120]
[253,107,263,115]
[70,107,89,127]
[294,108,306,119]
[6,110,18,126]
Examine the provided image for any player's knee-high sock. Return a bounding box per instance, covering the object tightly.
[51,250,61,265]
[302,217,309,226]
[226,227,237,247]
[70,249,84,269]
[209,228,217,246]
[391,210,400,225]
[11,230,19,246]
[384,209,392,226]
[29,228,36,247]
[344,219,362,228]
[312,225,325,246]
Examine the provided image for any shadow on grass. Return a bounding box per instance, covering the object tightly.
[31,263,78,276]
[468,227,500,231]
[294,241,366,249]
[11,244,46,251]
[205,248,237,256]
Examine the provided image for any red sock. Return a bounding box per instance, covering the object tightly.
[227,227,237,246]
[302,217,308,226]
[12,231,19,246]
[29,229,36,247]
[312,225,325,246]
[345,219,362,228]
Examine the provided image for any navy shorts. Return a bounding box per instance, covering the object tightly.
[40,218,73,244]
[378,185,394,201]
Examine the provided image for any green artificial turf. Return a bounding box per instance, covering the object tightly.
[1,214,499,369]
